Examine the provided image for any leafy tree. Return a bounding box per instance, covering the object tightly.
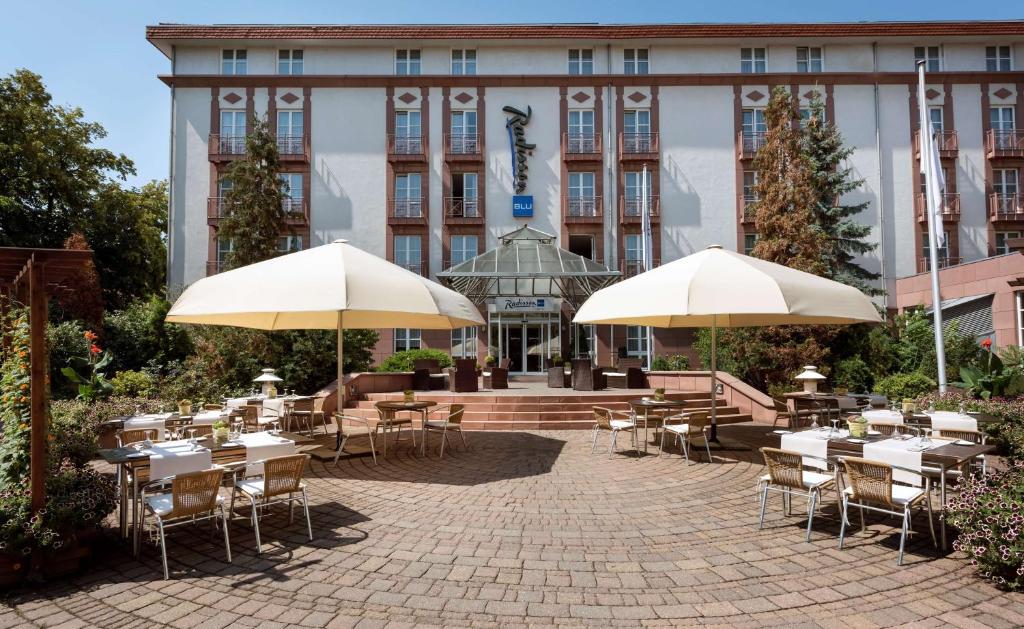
[102,295,192,376]
[801,93,881,294]
[218,116,286,269]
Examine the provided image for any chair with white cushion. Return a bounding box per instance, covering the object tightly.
[230,453,312,554]
[659,410,713,462]
[591,406,637,459]
[758,447,838,541]
[140,468,231,580]
[423,404,467,457]
[838,456,936,565]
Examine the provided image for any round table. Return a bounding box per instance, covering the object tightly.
[628,398,687,454]
[375,400,438,456]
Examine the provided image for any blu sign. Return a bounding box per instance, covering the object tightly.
[512,195,534,218]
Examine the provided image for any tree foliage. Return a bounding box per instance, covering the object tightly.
[218,116,287,269]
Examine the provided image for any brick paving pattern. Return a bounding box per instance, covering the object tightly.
[2,426,1021,627]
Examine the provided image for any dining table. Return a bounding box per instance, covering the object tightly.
[374,400,438,456]
[98,431,298,557]
[628,398,688,455]
[770,427,994,549]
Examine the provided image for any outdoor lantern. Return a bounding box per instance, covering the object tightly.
[254,368,283,398]
[794,365,825,394]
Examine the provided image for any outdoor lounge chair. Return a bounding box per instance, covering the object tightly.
[230,454,312,554]
[770,398,797,430]
[572,359,605,391]
[482,359,508,390]
[758,447,838,541]
[448,358,479,392]
[289,397,326,436]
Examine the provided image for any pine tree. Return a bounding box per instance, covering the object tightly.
[750,86,828,275]
[801,92,881,294]
[218,116,286,269]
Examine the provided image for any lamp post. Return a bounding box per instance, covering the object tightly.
[795,365,826,394]
[254,368,283,398]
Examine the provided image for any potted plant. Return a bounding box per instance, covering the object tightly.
[212,420,230,444]
[177,399,192,416]
[547,354,566,388]
[654,388,666,402]
[484,355,496,369]
[847,415,868,438]
[403,389,415,403]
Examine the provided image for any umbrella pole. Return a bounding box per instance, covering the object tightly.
[710,317,718,442]
[337,313,345,413]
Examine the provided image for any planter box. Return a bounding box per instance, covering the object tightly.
[547,366,568,388]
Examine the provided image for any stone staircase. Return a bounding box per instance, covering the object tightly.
[343,390,752,431]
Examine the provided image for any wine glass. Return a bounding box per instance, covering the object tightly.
[187,427,197,448]
[891,423,901,440]
[830,418,840,439]
[809,413,819,431]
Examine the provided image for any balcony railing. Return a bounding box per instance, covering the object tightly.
[389,198,425,221]
[917,256,962,273]
[990,193,1023,220]
[741,195,759,224]
[738,131,766,160]
[276,134,306,157]
[444,197,482,220]
[396,261,425,276]
[986,130,1024,157]
[388,134,425,159]
[620,195,659,221]
[621,259,661,278]
[281,197,309,224]
[914,193,960,222]
[444,133,480,157]
[207,197,230,219]
[206,260,225,276]
[914,130,959,159]
[619,132,659,158]
[209,134,247,157]
[566,196,602,221]
[562,133,601,157]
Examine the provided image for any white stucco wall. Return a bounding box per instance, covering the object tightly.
[954,83,989,261]
[169,88,211,288]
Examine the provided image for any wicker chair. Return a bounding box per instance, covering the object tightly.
[758,447,837,541]
[140,468,231,579]
[936,429,987,475]
[770,398,797,430]
[659,410,713,463]
[591,406,637,458]
[242,405,278,433]
[189,424,214,438]
[203,403,224,411]
[333,413,379,465]
[448,358,479,392]
[573,359,606,391]
[230,454,312,554]
[117,428,157,447]
[289,398,325,437]
[164,417,193,440]
[423,404,467,457]
[838,456,936,565]
[482,359,508,390]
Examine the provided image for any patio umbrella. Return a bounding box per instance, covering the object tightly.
[166,239,484,409]
[573,245,881,436]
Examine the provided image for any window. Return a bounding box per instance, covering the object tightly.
[451,327,477,358]
[215,237,234,272]
[986,45,1012,71]
[623,171,652,218]
[568,49,593,75]
[277,235,303,254]
[567,109,596,153]
[450,172,478,217]
[217,177,233,199]
[742,108,767,152]
[743,171,758,221]
[450,235,478,266]
[394,328,421,352]
[568,234,594,260]
[450,110,477,153]
[796,47,823,73]
[394,173,422,218]
[221,49,247,75]
[394,110,422,154]
[394,235,422,274]
[921,232,950,265]
[623,48,649,75]
[914,46,941,72]
[219,110,247,154]
[740,48,766,74]
[743,234,758,255]
[623,233,644,276]
[451,49,476,75]
[279,173,303,216]
[625,325,649,364]
[567,172,596,217]
[991,106,1016,131]
[928,106,944,133]
[396,49,421,76]
[278,49,303,75]
[996,231,1021,255]
[993,169,1020,215]
[276,110,303,154]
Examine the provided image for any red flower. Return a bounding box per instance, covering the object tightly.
[83,330,97,342]
[89,344,101,355]
[981,338,993,350]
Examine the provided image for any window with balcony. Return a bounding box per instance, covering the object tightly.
[567,172,597,217]
[996,231,1021,255]
[394,328,421,352]
[214,178,233,218]
[994,169,1020,216]
[450,235,478,266]
[743,170,759,221]
[215,237,235,273]
[279,173,303,217]
[624,233,644,276]
[796,46,823,73]
[744,234,758,255]
[928,106,944,133]
[740,48,766,74]
[451,327,477,358]
[623,171,652,217]
[450,110,477,154]
[567,109,596,153]
[568,49,594,75]
[921,232,951,266]
[449,172,478,217]
[623,48,649,75]
[276,110,303,155]
[221,49,247,75]
[278,49,303,75]
[986,45,1012,71]
[626,325,649,364]
[396,49,421,76]
[914,46,942,71]
[742,108,767,153]
[394,235,422,275]
[394,110,422,154]
[798,107,826,128]
[451,49,476,75]
[277,235,303,254]
[623,109,652,153]
[991,106,1016,131]
[219,110,247,154]
[394,174,422,218]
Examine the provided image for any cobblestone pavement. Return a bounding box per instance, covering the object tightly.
[2,427,1021,628]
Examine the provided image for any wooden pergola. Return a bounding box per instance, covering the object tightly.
[0,247,95,513]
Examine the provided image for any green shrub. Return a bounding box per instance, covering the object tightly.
[50,397,167,467]
[46,320,89,400]
[102,296,192,375]
[873,372,936,401]
[833,356,873,392]
[378,349,453,373]
[916,391,1024,460]
[651,355,690,371]
[110,370,157,398]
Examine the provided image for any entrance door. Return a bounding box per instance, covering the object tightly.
[524,324,544,373]
[505,326,524,373]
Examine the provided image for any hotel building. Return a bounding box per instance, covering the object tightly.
[147,21,1024,371]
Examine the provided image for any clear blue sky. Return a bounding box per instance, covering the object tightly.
[2,0,1020,187]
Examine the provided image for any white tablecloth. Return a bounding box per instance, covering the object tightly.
[927,412,977,433]
[781,429,836,471]
[236,432,296,476]
[862,410,904,425]
[192,410,230,426]
[147,439,213,480]
[124,413,173,440]
[225,397,252,409]
[862,437,941,487]
[261,398,286,417]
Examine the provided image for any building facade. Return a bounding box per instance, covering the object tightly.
[148,21,1024,370]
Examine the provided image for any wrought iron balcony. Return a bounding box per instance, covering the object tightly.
[389,198,427,223]
[565,196,603,223]
[986,130,1024,158]
[621,259,660,278]
[208,134,246,159]
[281,197,309,225]
[619,195,659,223]
[740,195,759,224]
[917,256,961,273]
[396,261,426,276]
[619,132,659,160]
[738,132,766,160]
[914,130,959,159]
[387,134,426,161]
[562,133,601,160]
[276,134,308,161]
[444,133,480,159]
[444,197,483,223]
[914,193,960,222]
[990,193,1023,220]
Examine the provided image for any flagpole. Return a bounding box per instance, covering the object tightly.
[918,61,948,393]
[641,164,654,371]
